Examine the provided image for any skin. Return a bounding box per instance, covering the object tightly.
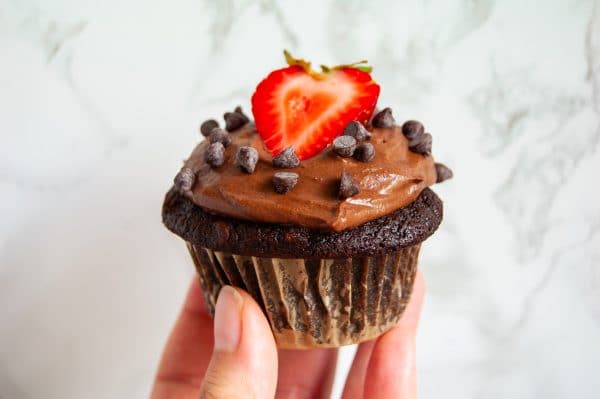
[151,271,425,399]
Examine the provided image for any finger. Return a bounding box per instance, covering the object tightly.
[151,277,214,399]
[363,271,425,399]
[200,286,278,399]
[276,347,338,399]
[343,271,426,398]
[340,340,375,398]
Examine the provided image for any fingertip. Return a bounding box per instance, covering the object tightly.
[151,277,214,399]
[238,287,278,397]
[235,288,265,319]
[361,270,424,398]
[184,276,209,314]
[414,270,425,304]
[341,340,376,399]
[235,287,278,366]
[392,270,425,334]
[199,286,278,399]
[213,286,244,353]
[363,321,417,398]
[234,288,277,348]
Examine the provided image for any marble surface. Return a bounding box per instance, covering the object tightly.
[1,0,599,397]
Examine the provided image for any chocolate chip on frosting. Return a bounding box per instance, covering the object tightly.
[209,128,232,147]
[435,162,453,183]
[224,106,250,132]
[234,106,250,121]
[236,146,259,173]
[401,120,425,140]
[354,142,375,162]
[174,167,195,192]
[343,121,371,141]
[272,172,299,194]
[408,133,432,156]
[333,135,357,157]
[339,171,360,199]
[272,147,300,168]
[206,142,225,167]
[371,107,395,128]
[200,119,219,137]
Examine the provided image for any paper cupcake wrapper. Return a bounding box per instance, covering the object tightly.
[186,244,420,349]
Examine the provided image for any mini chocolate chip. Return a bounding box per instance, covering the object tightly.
[236,146,259,173]
[234,106,250,121]
[402,120,425,140]
[339,171,360,199]
[368,108,380,126]
[200,119,219,137]
[333,135,357,157]
[343,121,371,141]
[354,142,375,162]
[272,172,299,194]
[174,167,195,192]
[224,107,250,131]
[272,147,300,168]
[206,142,225,167]
[371,107,395,128]
[409,133,432,155]
[435,162,453,183]
[209,128,231,147]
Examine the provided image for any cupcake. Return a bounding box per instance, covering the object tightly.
[162,51,452,349]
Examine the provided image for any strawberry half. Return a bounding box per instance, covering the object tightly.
[251,52,380,160]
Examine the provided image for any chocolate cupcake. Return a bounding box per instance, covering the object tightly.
[162,51,452,348]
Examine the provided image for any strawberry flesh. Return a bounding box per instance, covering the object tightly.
[251,65,380,160]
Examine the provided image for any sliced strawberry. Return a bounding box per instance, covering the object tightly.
[251,64,380,160]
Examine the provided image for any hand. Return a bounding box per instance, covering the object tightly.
[151,272,424,399]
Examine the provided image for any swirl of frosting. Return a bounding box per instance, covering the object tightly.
[181,124,437,231]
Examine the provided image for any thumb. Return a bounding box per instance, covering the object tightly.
[200,286,278,399]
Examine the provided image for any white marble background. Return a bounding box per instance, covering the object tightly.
[1,0,599,398]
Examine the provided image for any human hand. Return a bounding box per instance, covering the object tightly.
[151,272,424,399]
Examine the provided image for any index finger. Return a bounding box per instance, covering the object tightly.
[151,277,214,399]
[364,271,425,398]
[342,271,425,399]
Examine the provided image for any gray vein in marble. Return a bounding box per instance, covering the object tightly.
[576,216,600,324]
[202,0,236,52]
[258,0,298,47]
[190,0,298,105]
[327,0,492,100]
[200,0,298,51]
[35,17,129,156]
[468,66,588,156]
[3,12,129,192]
[438,0,494,53]
[504,219,600,339]
[586,0,600,112]
[494,123,599,261]
[469,8,600,260]
[61,51,129,157]
[42,20,87,64]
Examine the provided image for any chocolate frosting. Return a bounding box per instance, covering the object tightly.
[182,124,437,231]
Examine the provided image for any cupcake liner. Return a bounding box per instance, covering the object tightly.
[186,243,420,349]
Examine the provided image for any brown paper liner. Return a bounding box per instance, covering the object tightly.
[186,243,420,349]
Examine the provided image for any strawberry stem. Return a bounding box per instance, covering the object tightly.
[283,50,373,78]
